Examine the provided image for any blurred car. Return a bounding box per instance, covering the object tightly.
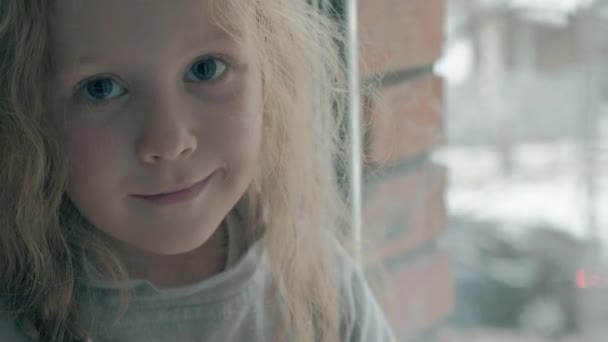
[442,215,588,338]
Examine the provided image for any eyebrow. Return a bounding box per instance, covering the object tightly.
[51,27,244,81]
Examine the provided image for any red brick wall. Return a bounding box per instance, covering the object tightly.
[358,0,451,340]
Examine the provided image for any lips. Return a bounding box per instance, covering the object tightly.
[143,180,202,197]
[133,173,213,205]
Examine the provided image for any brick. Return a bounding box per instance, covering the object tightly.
[365,76,444,166]
[375,251,453,341]
[359,0,445,77]
[363,160,447,267]
[358,1,450,339]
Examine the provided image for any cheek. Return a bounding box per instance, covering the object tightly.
[213,117,262,190]
[63,125,125,196]
[225,101,263,166]
[210,75,263,171]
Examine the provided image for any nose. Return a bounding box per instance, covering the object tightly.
[135,99,198,164]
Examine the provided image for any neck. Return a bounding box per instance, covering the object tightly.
[117,222,229,289]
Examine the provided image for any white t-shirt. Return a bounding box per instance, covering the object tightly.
[0,214,396,341]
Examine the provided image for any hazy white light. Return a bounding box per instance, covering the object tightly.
[508,0,596,12]
[434,38,474,85]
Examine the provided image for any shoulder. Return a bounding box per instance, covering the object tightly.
[329,237,397,342]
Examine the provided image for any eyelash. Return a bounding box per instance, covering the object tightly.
[73,55,232,107]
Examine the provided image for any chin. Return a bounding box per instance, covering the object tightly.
[140,224,217,256]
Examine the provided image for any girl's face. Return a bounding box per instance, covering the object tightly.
[47,0,263,256]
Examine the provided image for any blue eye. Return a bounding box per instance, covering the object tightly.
[79,77,127,103]
[186,57,227,82]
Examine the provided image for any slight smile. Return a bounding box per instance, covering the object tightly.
[133,173,214,206]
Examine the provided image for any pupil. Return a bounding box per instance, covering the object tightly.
[88,79,112,99]
[197,60,216,79]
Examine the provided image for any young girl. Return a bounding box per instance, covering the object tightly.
[0,0,396,341]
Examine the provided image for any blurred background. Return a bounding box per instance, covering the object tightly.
[356,0,608,340]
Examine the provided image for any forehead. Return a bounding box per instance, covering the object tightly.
[49,0,248,69]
